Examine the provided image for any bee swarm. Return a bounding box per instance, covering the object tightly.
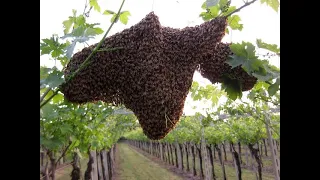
[61,12,257,140]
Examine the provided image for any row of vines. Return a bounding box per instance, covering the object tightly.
[124,81,280,180]
[40,0,279,179]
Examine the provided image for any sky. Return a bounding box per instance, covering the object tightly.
[40,0,280,115]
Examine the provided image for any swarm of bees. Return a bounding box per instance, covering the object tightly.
[61,12,257,140]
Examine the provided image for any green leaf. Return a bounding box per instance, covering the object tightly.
[90,0,101,12]
[253,81,270,90]
[84,27,103,36]
[66,41,77,59]
[201,2,207,9]
[51,49,64,58]
[256,39,280,54]
[75,15,86,26]
[40,38,55,55]
[209,6,220,18]
[63,19,74,34]
[40,67,51,79]
[62,10,77,34]
[119,11,131,25]
[229,42,247,57]
[92,140,99,148]
[228,42,261,73]
[57,56,69,67]
[200,12,214,21]
[227,15,243,31]
[41,36,66,57]
[252,63,280,81]
[219,0,231,13]
[245,43,256,59]
[220,75,242,100]
[72,26,86,37]
[52,93,64,103]
[40,46,52,55]
[222,6,236,15]
[260,0,279,12]
[41,104,59,120]
[92,27,104,35]
[45,69,64,88]
[219,0,228,8]
[268,78,280,96]
[103,10,115,15]
[60,124,72,134]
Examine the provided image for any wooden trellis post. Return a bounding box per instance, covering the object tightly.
[265,112,280,180]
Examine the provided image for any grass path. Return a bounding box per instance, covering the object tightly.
[113,143,183,180]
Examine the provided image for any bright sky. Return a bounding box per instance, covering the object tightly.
[40,0,280,115]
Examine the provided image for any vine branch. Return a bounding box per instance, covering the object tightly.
[40,88,51,103]
[40,0,126,109]
[64,0,126,85]
[225,0,258,18]
[40,89,59,108]
[254,96,279,106]
[55,140,73,166]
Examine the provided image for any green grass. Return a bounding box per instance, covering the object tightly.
[115,143,182,180]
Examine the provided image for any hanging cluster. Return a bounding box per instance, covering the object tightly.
[61,12,256,140]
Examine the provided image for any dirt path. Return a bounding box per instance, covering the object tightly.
[113,143,183,180]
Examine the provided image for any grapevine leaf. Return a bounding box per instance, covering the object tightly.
[51,49,64,58]
[222,6,236,15]
[71,26,86,37]
[92,140,99,148]
[75,15,86,26]
[90,0,101,12]
[63,19,74,34]
[252,63,280,81]
[40,46,52,55]
[227,15,243,31]
[201,2,207,9]
[227,42,262,73]
[52,93,64,103]
[200,12,214,21]
[60,124,73,134]
[45,69,64,88]
[40,67,51,79]
[229,42,247,57]
[219,0,228,8]
[66,42,76,59]
[41,104,58,120]
[57,56,69,67]
[62,10,78,34]
[74,36,91,43]
[119,11,131,25]
[209,6,220,18]
[227,55,244,68]
[268,78,280,96]
[103,10,115,15]
[256,39,280,53]
[253,81,270,90]
[84,28,100,36]
[92,27,104,35]
[220,75,242,100]
[260,0,279,12]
